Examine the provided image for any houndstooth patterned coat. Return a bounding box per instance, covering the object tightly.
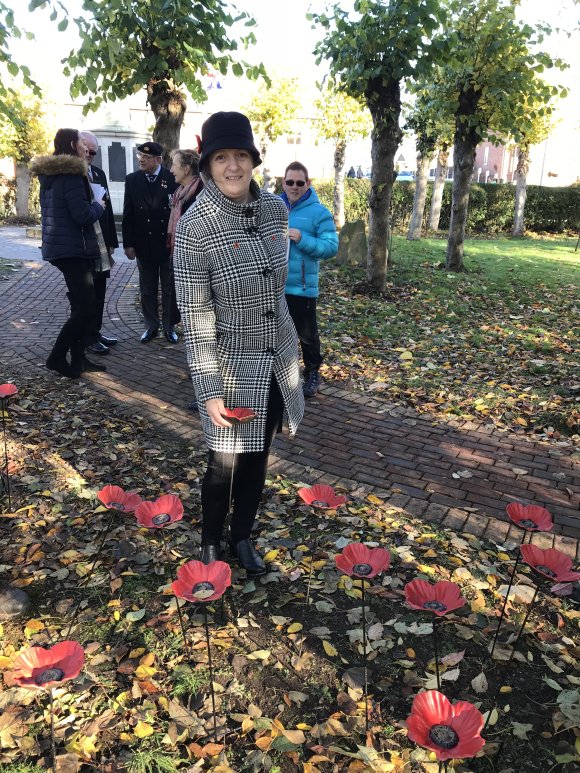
[173,178,304,453]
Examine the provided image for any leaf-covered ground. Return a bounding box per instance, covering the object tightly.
[0,365,579,772]
[319,236,579,440]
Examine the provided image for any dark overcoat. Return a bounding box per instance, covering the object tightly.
[29,154,104,263]
[173,178,304,453]
[121,167,178,261]
[89,164,119,250]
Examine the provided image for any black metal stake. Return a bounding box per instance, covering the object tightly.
[433,617,441,691]
[64,510,116,638]
[203,604,218,743]
[49,688,56,772]
[1,398,12,511]
[361,579,369,737]
[489,539,524,659]
[175,596,190,657]
[223,426,238,547]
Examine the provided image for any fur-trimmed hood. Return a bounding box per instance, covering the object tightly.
[30,154,88,177]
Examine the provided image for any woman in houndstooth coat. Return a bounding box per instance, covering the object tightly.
[173,111,304,575]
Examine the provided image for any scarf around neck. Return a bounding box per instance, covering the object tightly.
[168,176,202,251]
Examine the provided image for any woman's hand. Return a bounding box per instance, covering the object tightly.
[205,398,233,428]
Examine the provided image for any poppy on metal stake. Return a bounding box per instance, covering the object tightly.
[361,578,370,735]
[203,604,218,743]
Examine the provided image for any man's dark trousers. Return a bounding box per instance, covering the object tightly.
[285,294,323,375]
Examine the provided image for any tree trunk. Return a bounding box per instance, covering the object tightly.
[512,144,530,236]
[147,79,186,167]
[428,145,449,231]
[260,141,274,192]
[333,140,346,228]
[407,152,431,240]
[15,161,31,218]
[366,78,402,291]
[446,88,480,271]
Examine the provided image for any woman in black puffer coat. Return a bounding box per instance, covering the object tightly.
[30,128,106,378]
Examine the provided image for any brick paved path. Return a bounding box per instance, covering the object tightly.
[1,228,578,558]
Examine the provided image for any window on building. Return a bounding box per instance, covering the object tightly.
[483,146,489,166]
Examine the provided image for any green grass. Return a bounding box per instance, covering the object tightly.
[320,235,579,435]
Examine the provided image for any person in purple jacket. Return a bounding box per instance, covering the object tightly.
[281,162,338,397]
[30,128,107,378]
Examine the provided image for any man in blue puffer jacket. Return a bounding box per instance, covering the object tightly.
[281,162,338,397]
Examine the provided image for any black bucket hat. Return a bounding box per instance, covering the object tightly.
[198,111,261,172]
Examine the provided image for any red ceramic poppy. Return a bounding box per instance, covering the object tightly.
[221,407,256,424]
[97,484,142,513]
[506,502,553,532]
[520,544,580,583]
[335,542,391,578]
[297,484,347,509]
[0,383,18,399]
[135,494,184,528]
[172,560,231,602]
[11,641,85,691]
[404,579,465,617]
[406,690,485,762]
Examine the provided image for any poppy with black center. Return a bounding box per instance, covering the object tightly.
[135,494,184,529]
[11,641,85,691]
[506,502,553,532]
[297,484,347,510]
[172,559,231,602]
[404,579,466,617]
[97,484,142,513]
[521,544,580,583]
[335,542,390,579]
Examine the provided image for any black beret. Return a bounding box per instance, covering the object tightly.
[137,141,163,157]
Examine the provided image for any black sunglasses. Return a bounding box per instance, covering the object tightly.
[284,179,306,187]
[87,150,98,157]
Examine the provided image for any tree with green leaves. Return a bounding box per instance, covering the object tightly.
[428,0,566,270]
[312,0,447,291]
[245,77,300,191]
[60,0,265,164]
[511,96,553,236]
[314,87,372,229]
[0,3,39,124]
[0,87,52,217]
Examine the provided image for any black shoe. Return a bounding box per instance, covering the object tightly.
[230,538,266,575]
[81,357,107,372]
[188,400,198,412]
[200,543,220,565]
[99,334,118,347]
[141,329,158,343]
[46,354,80,379]
[87,341,109,355]
[303,370,321,398]
[164,328,178,344]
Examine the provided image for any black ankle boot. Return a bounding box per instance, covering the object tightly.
[229,538,266,575]
[200,543,220,565]
[81,357,107,373]
[46,353,80,379]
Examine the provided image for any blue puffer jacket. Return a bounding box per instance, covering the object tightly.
[30,154,104,262]
[281,188,338,298]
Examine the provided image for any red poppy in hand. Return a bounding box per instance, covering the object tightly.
[404,579,465,617]
[506,502,553,532]
[0,383,18,399]
[298,484,347,509]
[135,494,184,528]
[172,559,232,602]
[221,407,256,425]
[97,484,142,513]
[11,641,85,691]
[406,690,485,761]
[520,544,580,583]
[335,542,390,578]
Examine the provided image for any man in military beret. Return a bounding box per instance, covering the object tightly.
[122,141,179,343]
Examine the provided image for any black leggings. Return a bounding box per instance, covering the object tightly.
[51,258,99,358]
[201,378,283,545]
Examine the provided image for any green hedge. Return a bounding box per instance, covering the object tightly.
[309,178,580,234]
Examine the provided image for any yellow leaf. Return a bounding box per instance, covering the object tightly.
[0,655,13,669]
[129,648,146,659]
[263,549,279,562]
[500,686,512,693]
[516,417,528,426]
[399,350,413,360]
[367,494,383,505]
[323,640,338,657]
[135,664,156,680]
[65,732,99,759]
[448,557,463,566]
[423,549,437,558]
[134,721,154,738]
[24,619,45,638]
[287,622,303,634]
[416,563,436,575]
[296,722,312,731]
[139,652,155,667]
[113,610,120,621]
[497,553,511,561]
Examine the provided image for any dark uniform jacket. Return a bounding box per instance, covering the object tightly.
[121,167,178,261]
[89,164,119,250]
[29,154,104,263]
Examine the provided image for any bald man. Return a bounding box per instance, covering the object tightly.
[80,131,119,354]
